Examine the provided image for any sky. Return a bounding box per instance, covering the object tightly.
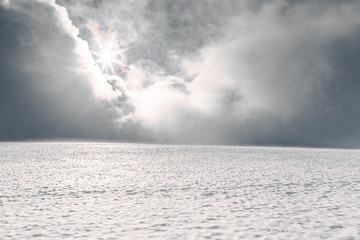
[1,0,360,148]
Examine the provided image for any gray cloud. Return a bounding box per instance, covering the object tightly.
[0,0,146,141]
[2,0,360,148]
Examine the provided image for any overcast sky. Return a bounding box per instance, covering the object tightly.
[1,0,360,148]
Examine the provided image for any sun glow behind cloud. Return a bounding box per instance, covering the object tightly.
[87,22,133,77]
[92,40,124,75]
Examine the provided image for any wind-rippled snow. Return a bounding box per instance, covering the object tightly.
[0,142,360,239]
